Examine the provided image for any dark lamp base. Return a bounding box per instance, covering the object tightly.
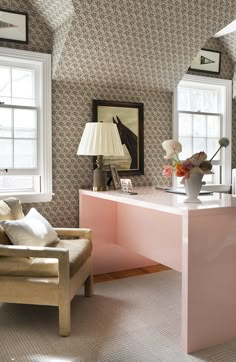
[93,185,108,191]
[93,167,107,191]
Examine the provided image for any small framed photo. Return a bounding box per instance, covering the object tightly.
[0,9,28,44]
[189,48,221,74]
[120,179,133,193]
[110,165,120,190]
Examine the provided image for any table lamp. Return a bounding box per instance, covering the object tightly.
[77,122,124,191]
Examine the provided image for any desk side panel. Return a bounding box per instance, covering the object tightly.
[182,211,236,353]
[79,193,158,274]
[117,203,182,272]
[79,193,117,244]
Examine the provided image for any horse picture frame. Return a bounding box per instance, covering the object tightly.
[92,100,144,176]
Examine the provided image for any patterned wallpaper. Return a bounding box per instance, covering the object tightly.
[0,0,236,227]
[219,32,236,63]
[30,0,75,31]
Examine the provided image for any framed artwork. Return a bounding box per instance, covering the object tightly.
[93,100,144,176]
[189,48,221,74]
[0,9,28,44]
[110,165,120,189]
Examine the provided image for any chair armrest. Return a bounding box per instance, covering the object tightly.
[54,228,91,241]
[0,244,68,259]
[0,245,70,290]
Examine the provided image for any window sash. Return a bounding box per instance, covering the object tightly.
[173,74,232,189]
[0,105,39,172]
[0,64,36,107]
[0,47,52,202]
[178,110,222,165]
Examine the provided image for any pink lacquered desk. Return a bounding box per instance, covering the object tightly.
[79,187,236,353]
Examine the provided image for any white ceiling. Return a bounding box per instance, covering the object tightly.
[214,19,236,37]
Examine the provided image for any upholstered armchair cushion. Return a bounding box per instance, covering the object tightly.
[0,238,92,277]
[55,239,92,277]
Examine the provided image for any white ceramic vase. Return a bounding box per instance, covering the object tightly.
[183,173,203,203]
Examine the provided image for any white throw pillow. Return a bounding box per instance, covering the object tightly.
[0,208,58,247]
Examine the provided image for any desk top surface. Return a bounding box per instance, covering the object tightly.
[79,186,236,216]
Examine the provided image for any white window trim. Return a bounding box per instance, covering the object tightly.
[0,47,52,203]
[173,74,232,192]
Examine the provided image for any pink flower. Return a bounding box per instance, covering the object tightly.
[162,165,172,178]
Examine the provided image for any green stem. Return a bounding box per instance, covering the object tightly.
[209,146,222,162]
[174,152,180,162]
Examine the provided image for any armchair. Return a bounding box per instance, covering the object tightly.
[0,198,93,336]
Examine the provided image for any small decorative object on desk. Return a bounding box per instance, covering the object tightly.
[120,179,134,193]
[162,138,230,203]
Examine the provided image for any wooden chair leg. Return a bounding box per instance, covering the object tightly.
[58,302,71,336]
[84,273,93,297]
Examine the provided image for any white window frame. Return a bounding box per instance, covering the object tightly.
[173,74,232,192]
[0,47,52,203]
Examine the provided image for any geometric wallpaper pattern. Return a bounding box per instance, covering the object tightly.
[52,0,236,92]
[0,0,236,227]
[218,32,236,63]
[30,0,75,31]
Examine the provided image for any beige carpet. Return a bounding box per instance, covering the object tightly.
[1,270,236,361]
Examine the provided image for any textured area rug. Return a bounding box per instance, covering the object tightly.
[1,270,236,361]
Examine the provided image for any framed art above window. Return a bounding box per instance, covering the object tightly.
[189,48,221,74]
[92,100,144,176]
[0,9,28,44]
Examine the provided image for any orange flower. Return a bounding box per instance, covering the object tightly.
[175,162,189,177]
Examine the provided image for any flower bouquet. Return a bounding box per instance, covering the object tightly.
[161,138,230,202]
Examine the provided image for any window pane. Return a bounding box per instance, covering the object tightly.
[12,68,35,106]
[0,139,13,168]
[0,175,34,191]
[202,90,218,113]
[11,97,35,107]
[0,108,12,137]
[178,113,192,136]
[178,85,218,113]
[203,165,220,184]
[14,109,37,138]
[0,66,11,98]
[178,87,191,111]
[179,137,192,159]
[190,89,205,112]
[207,116,221,137]
[14,140,37,168]
[193,115,206,137]
[193,137,206,154]
[207,138,220,161]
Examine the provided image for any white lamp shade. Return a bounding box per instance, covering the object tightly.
[77,122,124,156]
